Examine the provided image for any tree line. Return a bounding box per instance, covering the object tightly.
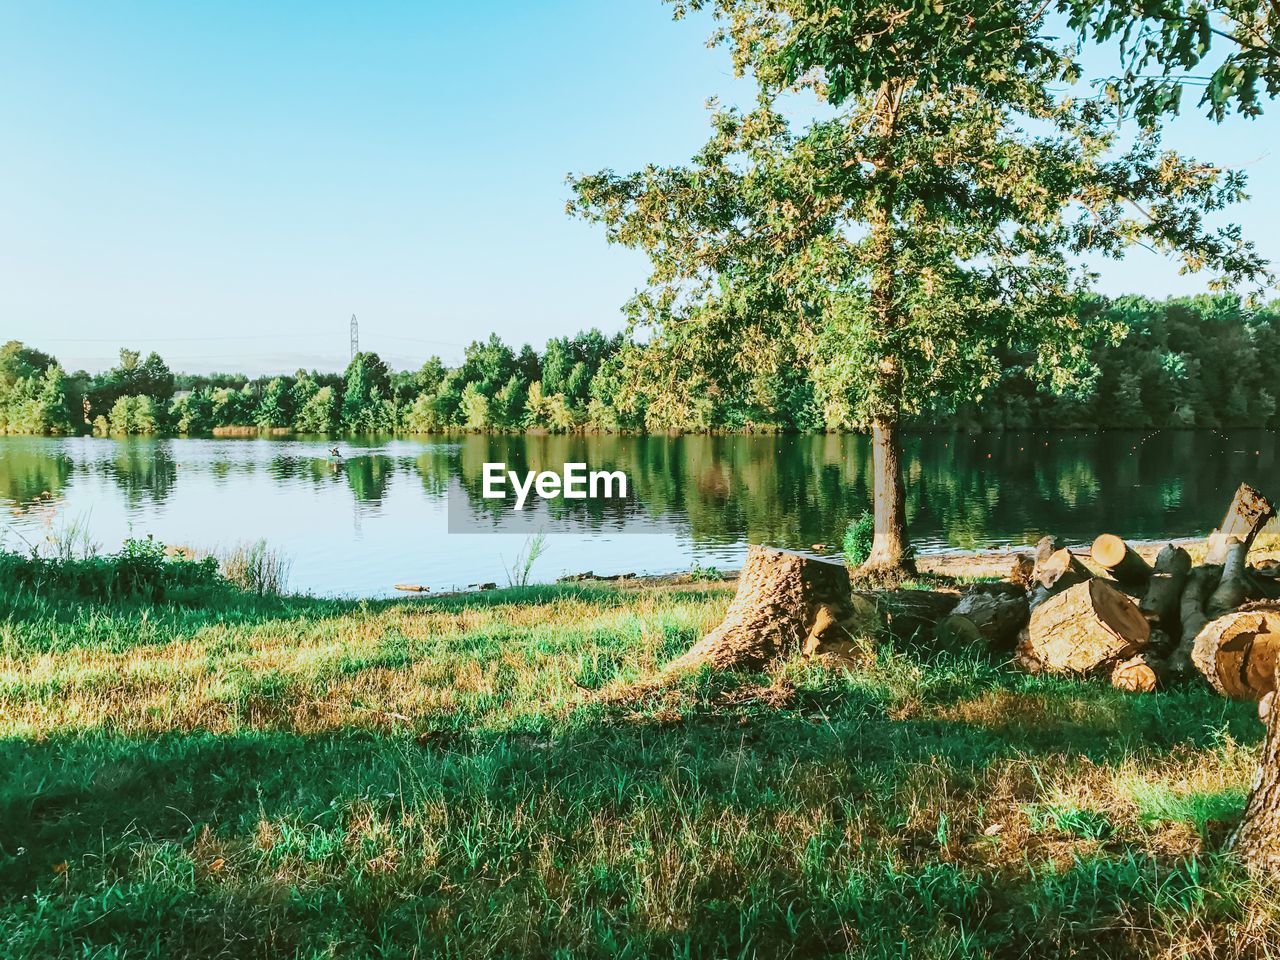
[3,295,1279,438]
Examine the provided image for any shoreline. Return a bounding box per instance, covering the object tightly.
[543,533,1280,593]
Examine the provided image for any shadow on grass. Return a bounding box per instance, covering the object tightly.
[0,659,1267,956]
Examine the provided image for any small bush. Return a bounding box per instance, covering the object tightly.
[688,562,722,582]
[843,511,875,567]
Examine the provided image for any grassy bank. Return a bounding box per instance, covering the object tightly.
[1,572,1277,958]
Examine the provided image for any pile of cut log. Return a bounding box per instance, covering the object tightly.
[1009,483,1280,695]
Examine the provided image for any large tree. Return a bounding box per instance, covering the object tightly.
[569,0,1267,575]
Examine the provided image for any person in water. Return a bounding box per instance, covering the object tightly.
[329,446,342,459]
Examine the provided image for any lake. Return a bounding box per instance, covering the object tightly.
[1,431,1276,597]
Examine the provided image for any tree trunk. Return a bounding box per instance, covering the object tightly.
[1091,534,1154,588]
[1138,543,1192,633]
[1232,689,1280,876]
[1191,603,1280,700]
[862,416,915,576]
[1206,483,1276,565]
[1019,578,1151,675]
[669,546,876,672]
[936,590,1029,651]
[1208,538,1250,617]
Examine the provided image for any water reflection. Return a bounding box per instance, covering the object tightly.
[0,431,1274,596]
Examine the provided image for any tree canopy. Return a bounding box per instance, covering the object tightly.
[569,0,1269,570]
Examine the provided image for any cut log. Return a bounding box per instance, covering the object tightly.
[1231,689,1280,876]
[865,589,960,642]
[1208,538,1250,617]
[1009,554,1035,589]
[1021,578,1151,675]
[1138,544,1192,632]
[1111,652,1170,693]
[1030,547,1092,609]
[1091,534,1154,587]
[1249,568,1280,601]
[1206,483,1276,565]
[1191,603,1280,700]
[1035,534,1065,567]
[1165,563,1223,676]
[668,546,872,671]
[936,591,1030,651]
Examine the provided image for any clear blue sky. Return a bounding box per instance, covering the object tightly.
[2,1,1276,375]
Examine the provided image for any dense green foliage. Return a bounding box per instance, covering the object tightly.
[843,512,875,567]
[4,296,1280,437]
[0,536,220,603]
[0,570,1276,957]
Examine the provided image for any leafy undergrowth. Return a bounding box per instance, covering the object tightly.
[0,577,1277,959]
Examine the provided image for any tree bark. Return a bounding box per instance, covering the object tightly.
[669,546,876,672]
[1035,535,1066,565]
[1020,578,1151,675]
[1191,603,1280,700]
[1029,547,1091,608]
[1208,538,1250,617]
[1232,689,1280,876]
[860,588,959,642]
[1138,543,1192,633]
[1165,563,1222,676]
[1091,534,1154,587]
[936,590,1029,651]
[1009,553,1035,589]
[862,416,916,576]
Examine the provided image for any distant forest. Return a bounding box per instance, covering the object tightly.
[4,295,1279,437]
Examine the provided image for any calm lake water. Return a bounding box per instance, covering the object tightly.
[1,431,1277,597]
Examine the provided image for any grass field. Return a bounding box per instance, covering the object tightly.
[1,573,1278,959]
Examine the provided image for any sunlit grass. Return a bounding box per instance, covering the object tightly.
[0,575,1277,958]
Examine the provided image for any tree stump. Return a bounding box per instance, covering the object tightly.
[1138,543,1192,633]
[936,591,1029,651]
[1206,483,1276,565]
[1191,603,1280,700]
[1091,534,1154,587]
[668,546,874,671]
[1020,578,1150,675]
[1231,689,1280,876]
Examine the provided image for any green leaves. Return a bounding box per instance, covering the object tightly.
[569,0,1268,430]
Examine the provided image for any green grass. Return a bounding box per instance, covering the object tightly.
[0,574,1277,959]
